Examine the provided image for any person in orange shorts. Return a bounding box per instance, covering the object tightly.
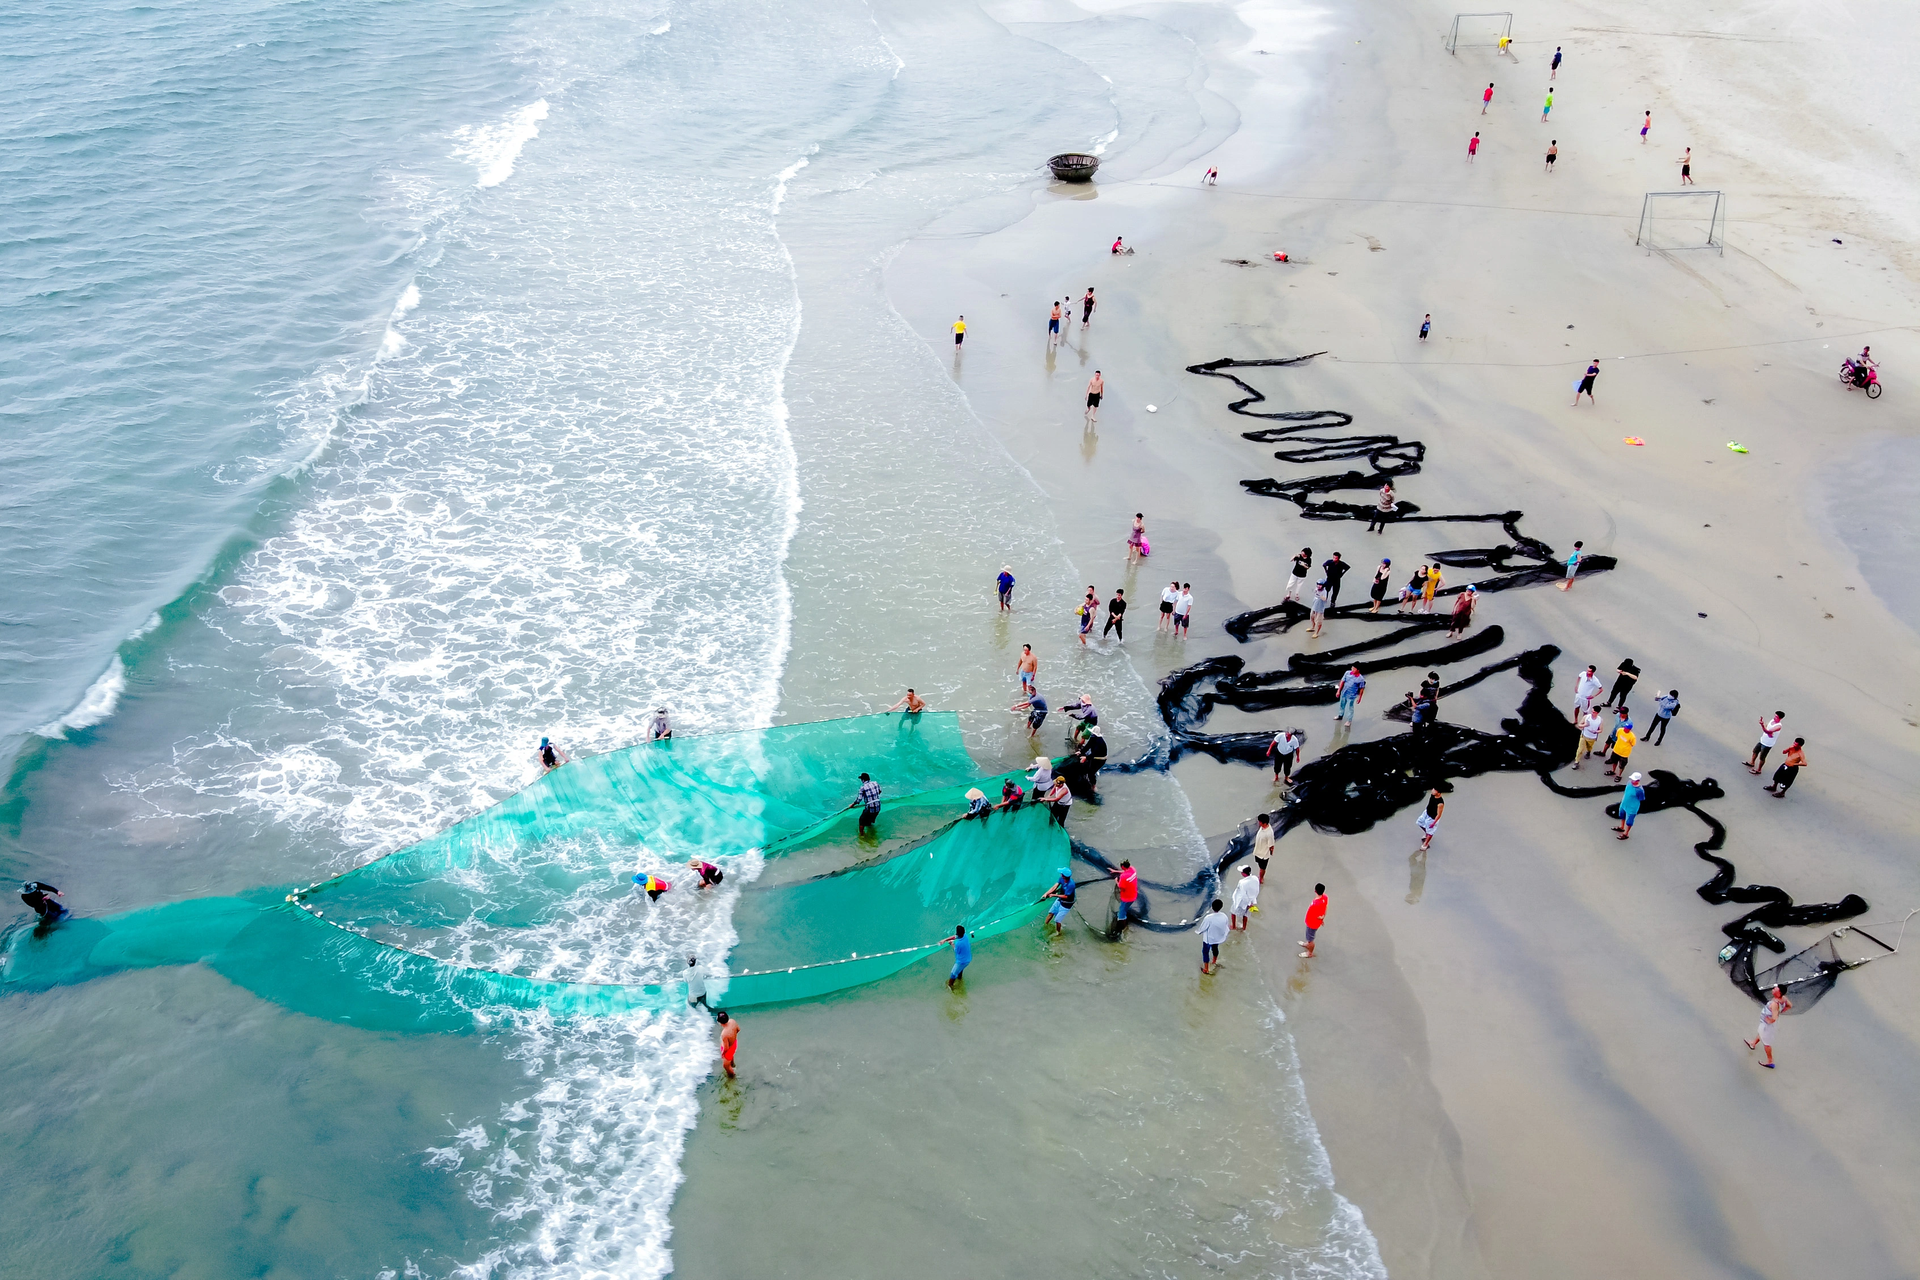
[717,1012,739,1079]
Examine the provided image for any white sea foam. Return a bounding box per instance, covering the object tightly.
[378,282,422,359]
[36,655,125,738]
[454,99,551,189]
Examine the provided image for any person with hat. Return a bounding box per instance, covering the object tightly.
[995,776,1026,813]
[1011,689,1049,738]
[536,736,570,772]
[646,708,672,741]
[689,857,724,888]
[996,565,1015,611]
[1042,869,1077,934]
[1446,584,1479,638]
[851,772,883,833]
[963,787,992,820]
[19,881,68,926]
[1615,773,1646,839]
[1605,716,1638,780]
[1044,775,1072,827]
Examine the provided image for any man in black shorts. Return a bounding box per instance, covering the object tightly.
[1321,552,1350,609]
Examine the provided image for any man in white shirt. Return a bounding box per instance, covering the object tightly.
[1230,866,1261,930]
[1196,898,1230,973]
[1251,813,1276,883]
[1571,665,1604,721]
[1572,707,1605,769]
[1748,712,1786,775]
[1174,584,1194,636]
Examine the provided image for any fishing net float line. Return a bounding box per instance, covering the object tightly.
[1083,355,1872,1010]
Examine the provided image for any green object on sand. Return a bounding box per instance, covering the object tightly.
[3,714,1066,1028]
[1726,441,1749,453]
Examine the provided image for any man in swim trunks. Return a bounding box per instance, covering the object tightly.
[853,772,882,833]
[717,1012,739,1078]
[1545,140,1557,171]
[19,881,67,925]
[1196,898,1229,973]
[1301,884,1328,958]
[1047,301,1061,345]
[1017,644,1038,692]
[1085,371,1103,425]
[1640,110,1650,143]
[886,688,927,714]
[1551,46,1561,77]
[1251,814,1275,883]
[941,925,971,989]
[1764,738,1808,797]
[1573,360,1598,406]
[997,565,1015,610]
[1042,869,1077,935]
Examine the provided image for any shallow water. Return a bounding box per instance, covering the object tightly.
[0,0,1378,1275]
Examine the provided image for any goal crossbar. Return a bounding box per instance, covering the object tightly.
[1635,189,1726,255]
[1446,12,1513,54]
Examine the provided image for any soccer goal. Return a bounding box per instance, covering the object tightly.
[1635,190,1726,254]
[1446,12,1512,54]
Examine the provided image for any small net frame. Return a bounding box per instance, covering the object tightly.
[1636,189,1726,255]
[1724,915,1909,1012]
[1445,12,1512,54]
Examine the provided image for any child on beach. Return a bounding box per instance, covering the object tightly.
[1745,985,1791,1067]
[1300,885,1328,958]
[1416,789,1444,850]
[1559,540,1585,590]
[1308,579,1329,637]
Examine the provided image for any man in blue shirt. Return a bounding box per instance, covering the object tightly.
[1614,772,1646,840]
[942,925,972,989]
[1042,870,1076,935]
[997,566,1015,611]
[1335,665,1366,722]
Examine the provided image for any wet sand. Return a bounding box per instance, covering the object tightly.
[879,0,1920,1275]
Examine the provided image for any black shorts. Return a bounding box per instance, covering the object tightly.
[1087,393,1102,407]
[1160,601,1175,614]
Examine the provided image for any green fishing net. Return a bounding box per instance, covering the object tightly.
[4,714,1065,1029]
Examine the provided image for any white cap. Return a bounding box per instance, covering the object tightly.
[1629,772,1642,782]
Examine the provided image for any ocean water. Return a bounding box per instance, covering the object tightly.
[1,0,1379,1275]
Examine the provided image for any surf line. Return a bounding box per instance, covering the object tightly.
[1079,355,1868,1008]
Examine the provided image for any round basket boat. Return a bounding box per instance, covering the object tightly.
[1047,152,1100,183]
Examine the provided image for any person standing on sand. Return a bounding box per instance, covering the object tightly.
[1749,712,1786,774]
[1367,481,1396,532]
[1545,140,1557,171]
[1047,301,1061,346]
[1336,664,1366,722]
[1159,580,1180,632]
[1745,985,1791,1067]
[1369,558,1393,612]
[1572,664,1603,720]
[1647,689,1680,743]
[997,565,1015,611]
[1300,884,1328,958]
[1398,565,1427,612]
[1308,579,1329,638]
[1085,370,1104,426]
[1573,359,1599,406]
[1678,147,1693,184]
[1551,46,1562,78]
[1081,288,1096,326]
[1268,727,1303,784]
[1197,898,1230,973]
[1252,814,1275,883]
[1765,738,1808,796]
[1540,87,1553,121]
[1174,583,1193,637]
[1467,132,1479,162]
[1230,866,1260,930]
[1321,551,1349,609]
[952,316,966,347]
[716,1012,739,1078]
[1640,110,1651,143]
[1559,540,1585,590]
[1103,588,1127,640]
[1017,644,1038,694]
[1606,719,1638,780]
[1420,563,1444,612]
[1416,788,1444,850]
[1285,547,1313,603]
[1615,771,1645,840]
[1482,82,1494,114]
[940,925,972,989]
[1606,659,1640,710]
[1446,584,1478,637]
[1572,706,1605,769]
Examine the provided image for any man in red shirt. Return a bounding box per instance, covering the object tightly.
[1113,859,1139,933]
[1301,883,1328,958]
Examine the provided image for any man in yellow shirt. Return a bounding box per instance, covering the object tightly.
[1606,715,1638,780]
[952,315,966,347]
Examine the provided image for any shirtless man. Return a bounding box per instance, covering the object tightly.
[1016,644,1038,693]
[1084,370,1104,426]
[717,1012,739,1078]
[886,688,927,714]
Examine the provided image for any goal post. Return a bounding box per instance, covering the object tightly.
[1446,12,1513,54]
[1635,190,1726,255]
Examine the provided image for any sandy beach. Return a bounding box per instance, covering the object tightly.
[873,0,1920,1275]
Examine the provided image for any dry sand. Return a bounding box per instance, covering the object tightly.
[898,0,1920,1274]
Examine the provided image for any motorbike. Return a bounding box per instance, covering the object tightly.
[1839,359,1883,399]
